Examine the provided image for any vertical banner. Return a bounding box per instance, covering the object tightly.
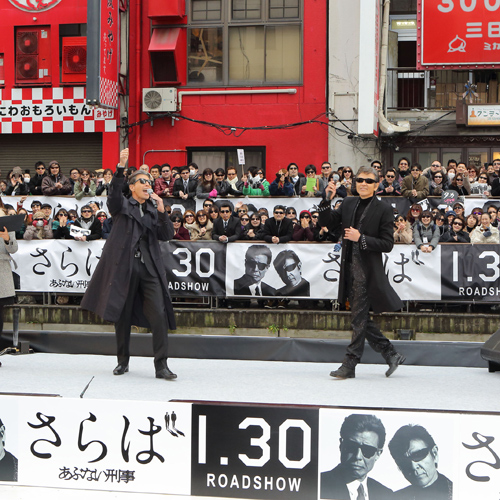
[358,0,380,136]
[191,404,319,499]
[87,0,119,108]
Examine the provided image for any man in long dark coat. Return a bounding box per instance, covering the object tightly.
[81,149,177,380]
[318,166,405,379]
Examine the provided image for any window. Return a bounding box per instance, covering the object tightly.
[188,0,301,86]
[188,146,266,176]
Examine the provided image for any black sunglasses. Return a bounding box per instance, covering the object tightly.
[246,260,267,271]
[356,178,377,184]
[283,262,298,272]
[220,209,231,213]
[400,447,432,464]
[274,211,284,215]
[135,178,152,185]
[342,439,379,459]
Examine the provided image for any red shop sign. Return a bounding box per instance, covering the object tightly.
[418,0,500,69]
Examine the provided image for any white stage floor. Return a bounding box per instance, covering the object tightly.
[1,353,498,500]
[1,352,497,412]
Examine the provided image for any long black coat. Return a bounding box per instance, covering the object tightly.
[318,196,402,314]
[81,170,176,330]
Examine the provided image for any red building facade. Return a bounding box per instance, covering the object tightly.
[127,0,328,176]
[0,0,119,173]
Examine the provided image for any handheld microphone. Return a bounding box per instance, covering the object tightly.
[147,188,157,208]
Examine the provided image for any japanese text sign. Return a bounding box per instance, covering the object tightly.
[418,0,500,69]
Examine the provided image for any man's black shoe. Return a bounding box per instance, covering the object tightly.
[156,368,177,380]
[330,365,355,379]
[113,363,129,375]
[386,352,406,377]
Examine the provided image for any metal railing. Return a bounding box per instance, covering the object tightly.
[385,68,496,111]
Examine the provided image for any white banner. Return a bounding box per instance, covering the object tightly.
[15,240,105,293]
[0,395,191,494]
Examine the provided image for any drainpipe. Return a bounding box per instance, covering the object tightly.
[135,0,142,167]
[378,0,410,134]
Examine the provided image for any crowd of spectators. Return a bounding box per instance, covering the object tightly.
[3,158,500,251]
[4,157,500,311]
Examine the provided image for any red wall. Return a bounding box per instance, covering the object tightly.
[0,0,87,89]
[128,0,328,175]
[0,0,118,170]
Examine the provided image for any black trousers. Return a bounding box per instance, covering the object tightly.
[343,258,396,369]
[115,256,169,370]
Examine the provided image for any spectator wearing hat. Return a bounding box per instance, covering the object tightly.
[445,210,457,228]
[401,163,429,202]
[23,211,53,240]
[413,210,440,253]
[39,203,54,227]
[42,161,72,196]
[72,205,102,241]
[5,167,29,196]
[293,210,315,241]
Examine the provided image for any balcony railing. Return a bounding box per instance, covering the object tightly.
[386,67,498,111]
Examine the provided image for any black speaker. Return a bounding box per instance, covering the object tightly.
[481,329,500,372]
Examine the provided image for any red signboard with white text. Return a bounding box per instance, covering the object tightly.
[418,0,500,69]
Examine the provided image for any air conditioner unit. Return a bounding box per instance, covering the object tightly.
[142,88,177,112]
[61,36,87,84]
[15,27,51,86]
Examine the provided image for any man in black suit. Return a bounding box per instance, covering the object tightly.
[0,418,18,482]
[81,149,177,380]
[261,204,293,244]
[234,245,276,296]
[212,202,242,243]
[321,414,392,500]
[172,166,197,199]
[389,425,452,500]
[318,166,405,379]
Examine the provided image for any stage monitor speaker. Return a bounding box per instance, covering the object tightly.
[481,328,500,372]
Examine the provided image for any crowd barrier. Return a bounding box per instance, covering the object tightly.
[13,240,500,303]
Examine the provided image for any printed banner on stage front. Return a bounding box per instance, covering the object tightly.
[3,395,500,499]
[0,395,192,495]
